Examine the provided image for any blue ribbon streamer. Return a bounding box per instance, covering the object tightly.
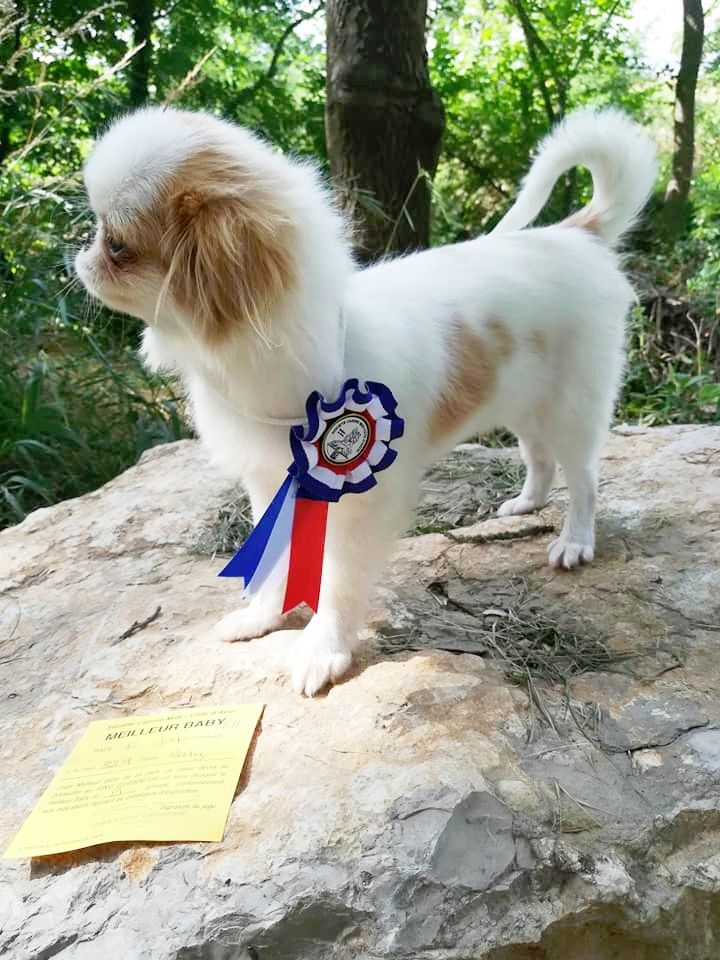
[218,474,294,582]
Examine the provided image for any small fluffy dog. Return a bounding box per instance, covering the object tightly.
[76,106,656,695]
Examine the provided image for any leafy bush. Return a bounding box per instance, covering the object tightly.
[0,324,186,527]
[618,298,719,426]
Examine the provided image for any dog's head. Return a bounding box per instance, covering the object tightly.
[75,108,297,343]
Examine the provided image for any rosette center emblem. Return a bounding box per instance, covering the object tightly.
[320,414,372,466]
[289,378,404,501]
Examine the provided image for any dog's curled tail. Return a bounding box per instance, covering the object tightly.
[492,108,657,246]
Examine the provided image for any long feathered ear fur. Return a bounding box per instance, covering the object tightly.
[162,150,297,343]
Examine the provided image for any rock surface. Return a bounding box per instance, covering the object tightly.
[1,424,720,959]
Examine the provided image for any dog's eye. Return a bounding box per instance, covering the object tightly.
[105,234,128,260]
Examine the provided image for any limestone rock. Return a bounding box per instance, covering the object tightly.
[2,425,720,959]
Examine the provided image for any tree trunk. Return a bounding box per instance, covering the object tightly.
[127,0,154,107]
[325,0,444,263]
[664,0,704,232]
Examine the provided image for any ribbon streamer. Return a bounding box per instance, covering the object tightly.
[282,497,328,613]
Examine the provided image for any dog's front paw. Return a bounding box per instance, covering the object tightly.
[291,618,353,696]
[213,604,283,643]
[497,495,542,517]
[547,535,594,569]
[292,648,352,697]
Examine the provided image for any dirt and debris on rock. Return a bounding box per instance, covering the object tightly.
[1,425,719,959]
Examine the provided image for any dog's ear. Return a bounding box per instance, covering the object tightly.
[164,174,296,342]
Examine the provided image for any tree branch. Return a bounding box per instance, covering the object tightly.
[569,0,625,77]
[237,2,324,104]
[507,0,557,125]
[453,149,511,199]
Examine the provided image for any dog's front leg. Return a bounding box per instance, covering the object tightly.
[291,472,414,696]
[215,467,311,642]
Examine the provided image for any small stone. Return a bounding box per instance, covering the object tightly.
[633,749,664,773]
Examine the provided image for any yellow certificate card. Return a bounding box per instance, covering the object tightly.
[4,703,263,859]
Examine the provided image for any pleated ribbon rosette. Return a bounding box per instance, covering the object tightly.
[219,379,404,613]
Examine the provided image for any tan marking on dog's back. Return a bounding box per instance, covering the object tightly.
[430,315,515,443]
[527,329,547,355]
[486,316,515,359]
[562,207,602,236]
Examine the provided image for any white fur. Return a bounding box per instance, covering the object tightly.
[493,107,657,245]
[77,107,657,696]
[84,108,201,216]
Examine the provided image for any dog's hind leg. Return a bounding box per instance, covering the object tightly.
[497,435,555,516]
[543,313,623,569]
[546,440,599,569]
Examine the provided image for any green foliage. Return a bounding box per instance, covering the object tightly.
[153,1,327,154]
[619,305,720,426]
[0,324,186,527]
[613,83,720,428]
[429,0,658,240]
[685,128,720,315]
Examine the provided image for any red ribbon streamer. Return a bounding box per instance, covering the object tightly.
[282,496,329,614]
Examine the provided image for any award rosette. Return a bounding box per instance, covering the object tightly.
[219,379,404,613]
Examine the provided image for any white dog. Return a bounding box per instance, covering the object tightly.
[75,106,656,695]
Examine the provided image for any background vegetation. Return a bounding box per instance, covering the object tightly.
[1,0,718,530]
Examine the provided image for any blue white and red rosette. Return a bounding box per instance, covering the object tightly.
[219,379,404,614]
